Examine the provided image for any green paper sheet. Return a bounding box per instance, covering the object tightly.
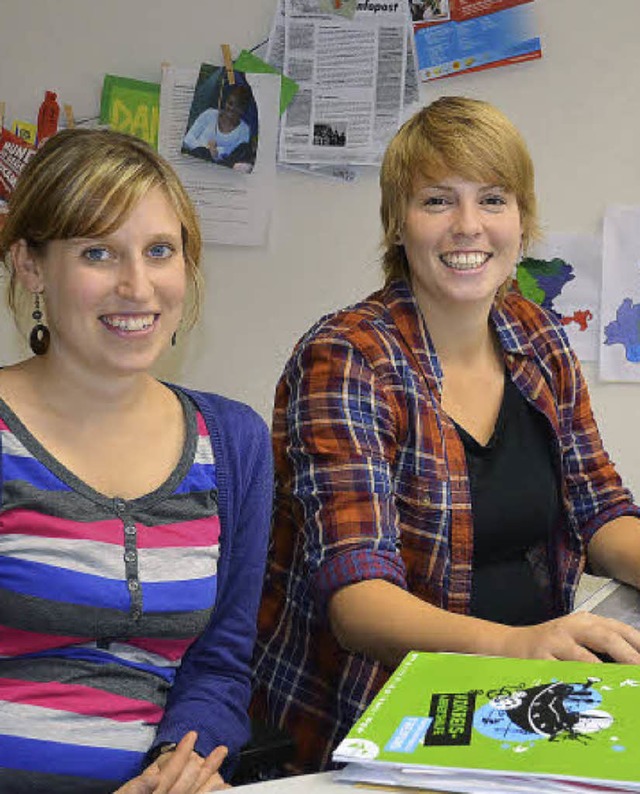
[233,50,298,115]
[100,74,160,149]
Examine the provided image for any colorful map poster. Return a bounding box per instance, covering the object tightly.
[100,74,160,149]
[600,206,640,381]
[412,0,541,82]
[517,233,600,363]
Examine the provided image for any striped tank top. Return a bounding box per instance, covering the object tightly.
[0,388,220,793]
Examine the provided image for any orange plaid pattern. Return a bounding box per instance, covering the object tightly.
[252,279,639,773]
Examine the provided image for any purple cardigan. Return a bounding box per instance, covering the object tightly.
[131,387,273,765]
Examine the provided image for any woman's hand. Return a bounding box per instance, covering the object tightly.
[207,139,219,160]
[114,731,230,793]
[501,612,640,664]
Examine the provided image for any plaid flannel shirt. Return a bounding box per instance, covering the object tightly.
[252,278,639,772]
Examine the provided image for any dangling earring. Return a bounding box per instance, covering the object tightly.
[171,331,177,347]
[30,292,50,356]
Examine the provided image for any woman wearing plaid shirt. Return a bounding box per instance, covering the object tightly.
[252,97,640,773]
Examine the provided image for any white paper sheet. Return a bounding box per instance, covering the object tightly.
[600,206,640,381]
[266,0,419,180]
[279,0,410,166]
[337,761,640,794]
[158,65,280,246]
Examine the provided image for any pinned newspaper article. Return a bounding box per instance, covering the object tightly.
[279,0,413,166]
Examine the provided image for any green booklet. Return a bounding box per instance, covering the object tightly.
[333,652,640,793]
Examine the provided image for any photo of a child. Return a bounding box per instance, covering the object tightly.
[182,65,259,173]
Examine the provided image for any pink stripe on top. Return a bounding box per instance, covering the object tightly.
[1,508,220,548]
[0,624,89,656]
[196,412,208,435]
[128,636,196,662]
[0,677,164,723]
[137,515,220,548]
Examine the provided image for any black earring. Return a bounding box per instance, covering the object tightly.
[171,331,177,347]
[30,292,50,356]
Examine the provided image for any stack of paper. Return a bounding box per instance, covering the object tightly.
[333,652,640,793]
[264,0,419,179]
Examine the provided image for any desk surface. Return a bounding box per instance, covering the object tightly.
[235,771,379,792]
[235,772,445,792]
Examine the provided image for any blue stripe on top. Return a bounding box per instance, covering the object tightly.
[174,461,217,494]
[0,556,217,611]
[2,454,73,492]
[0,733,142,781]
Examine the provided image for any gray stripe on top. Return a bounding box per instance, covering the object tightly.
[0,588,214,640]
[0,701,154,751]
[2,479,218,524]
[0,768,119,794]
[0,656,170,706]
[195,433,214,465]
[1,534,219,581]
[0,429,31,458]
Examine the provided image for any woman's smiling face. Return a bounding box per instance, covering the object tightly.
[22,186,186,379]
[400,173,522,315]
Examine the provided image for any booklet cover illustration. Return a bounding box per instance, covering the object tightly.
[333,652,640,789]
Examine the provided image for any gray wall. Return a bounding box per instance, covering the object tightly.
[2,0,639,496]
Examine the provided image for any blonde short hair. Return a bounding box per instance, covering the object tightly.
[0,128,202,329]
[380,96,539,296]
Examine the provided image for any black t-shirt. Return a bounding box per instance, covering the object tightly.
[453,374,560,626]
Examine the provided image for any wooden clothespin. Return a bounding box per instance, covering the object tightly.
[0,101,5,129]
[221,44,236,85]
[63,104,75,129]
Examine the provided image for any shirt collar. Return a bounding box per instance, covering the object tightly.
[382,279,537,384]
[491,291,538,358]
[382,278,443,389]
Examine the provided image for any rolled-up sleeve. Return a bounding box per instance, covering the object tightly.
[280,333,408,607]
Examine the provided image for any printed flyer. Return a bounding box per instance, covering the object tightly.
[334,652,640,793]
[412,0,541,81]
[0,127,36,202]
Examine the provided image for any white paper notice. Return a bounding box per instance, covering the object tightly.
[600,205,640,381]
[280,0,410,165]
[159,66,280,246]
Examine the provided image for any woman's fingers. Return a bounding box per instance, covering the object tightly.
[116,734,230,794]
[507,612,640,664]
[152,732,201,793]
[194,746,229,792]
[195,772,231,793]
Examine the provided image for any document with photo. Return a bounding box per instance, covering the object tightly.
[279,0,411,166]
[159,64,280,246]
